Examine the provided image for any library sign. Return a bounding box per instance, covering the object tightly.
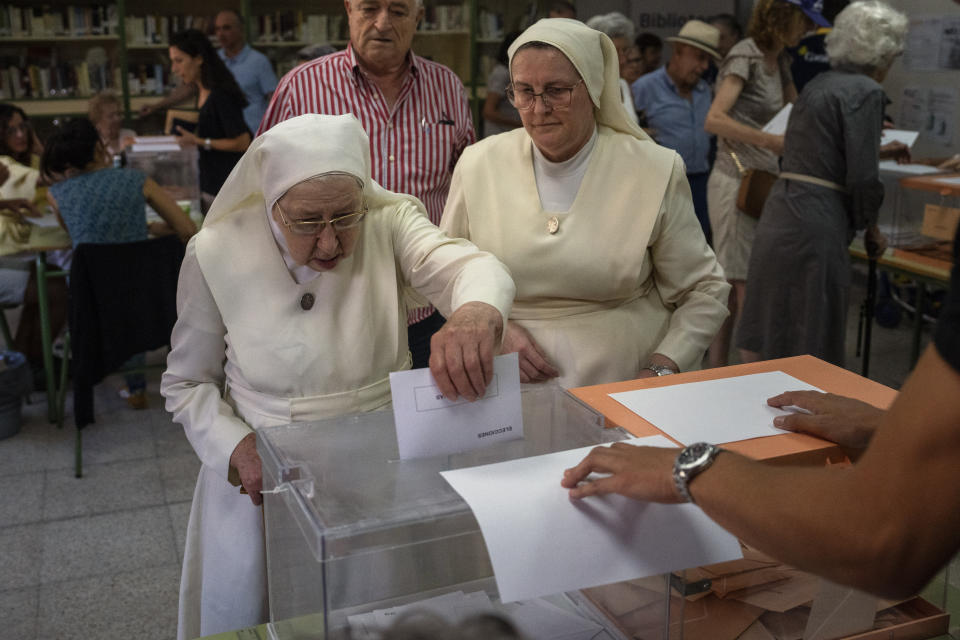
[624,0,736,39]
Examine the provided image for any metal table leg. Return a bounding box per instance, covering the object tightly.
[35,251,58,424]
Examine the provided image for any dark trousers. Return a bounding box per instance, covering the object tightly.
[407,310,446,369]
[687,172,712,247]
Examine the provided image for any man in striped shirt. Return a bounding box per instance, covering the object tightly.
[259,0,476,369]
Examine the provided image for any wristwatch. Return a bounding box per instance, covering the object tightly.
[644,363,677,376]
[673,442,721,504]
[204,138,212,151]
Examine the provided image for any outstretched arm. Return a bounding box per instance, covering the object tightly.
[563,345,960,598]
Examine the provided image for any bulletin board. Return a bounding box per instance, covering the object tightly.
[882,0,960,159]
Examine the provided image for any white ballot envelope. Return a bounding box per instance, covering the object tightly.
[762,103,793,135]
[880,129,920,148]
[390,352,523,459]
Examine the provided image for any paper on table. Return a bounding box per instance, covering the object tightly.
[390,352,522,459]
[762,104,793,135]
[440,435,743,603]
[24,213,62,228]
[609,371,822,446]
[130,142,181,153]
[878,160,941,175]
[931,176,960,186]
[880,129,920,148]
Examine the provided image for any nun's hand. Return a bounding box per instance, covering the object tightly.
[429,302,503,402]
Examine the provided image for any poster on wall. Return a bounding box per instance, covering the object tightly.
[904,14,960,71]
[900,86,959,147]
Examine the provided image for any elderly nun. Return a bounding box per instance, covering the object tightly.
[737,1,909,366]
[161,113,515,639]
[440,18,729,388]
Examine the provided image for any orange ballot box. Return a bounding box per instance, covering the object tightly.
[568,355,896,465]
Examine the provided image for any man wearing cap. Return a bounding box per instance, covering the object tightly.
[632,20,721,244]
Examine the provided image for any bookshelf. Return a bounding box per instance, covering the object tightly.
[0,0,548,126]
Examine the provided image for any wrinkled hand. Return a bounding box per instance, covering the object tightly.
[175,126,198,147]
[429,301,503,401]
[561,442,682,502]
[880,140,911,164]
[865,225,887,259]
[3,198,41,218]
[767,390,884,450]
[500,320,559,383]
[229,432,263,506]
[937,155,960,172]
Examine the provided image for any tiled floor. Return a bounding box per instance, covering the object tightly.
[0,357,195,640]
[0,266,952,639]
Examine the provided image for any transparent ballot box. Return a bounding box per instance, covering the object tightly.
[257,385,675,640]
[877,168,960,259]
[126,136,201,220]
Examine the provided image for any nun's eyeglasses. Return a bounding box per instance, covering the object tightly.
[506,80,584,111]
[275,201,367,236]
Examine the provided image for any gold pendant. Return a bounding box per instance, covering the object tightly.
[547,216,560,234]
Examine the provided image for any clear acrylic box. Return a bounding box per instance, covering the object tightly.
[126,137,201,222]
[257,385,673,640]
[877,168,959,258]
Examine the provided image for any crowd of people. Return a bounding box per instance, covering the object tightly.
[3,1,960,639]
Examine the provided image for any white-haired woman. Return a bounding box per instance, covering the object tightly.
[736,1,909,366]
[585,12,640,125]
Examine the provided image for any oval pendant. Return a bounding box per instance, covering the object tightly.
[547,216,560,234]
[300,293,315,311]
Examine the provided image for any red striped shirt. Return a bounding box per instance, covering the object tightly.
[258,45,475,323]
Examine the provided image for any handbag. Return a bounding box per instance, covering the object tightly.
[731,151,778,219]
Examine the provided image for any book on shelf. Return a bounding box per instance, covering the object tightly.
[0,60,116,100]
[420,3,469,32]
[477,10,503,40]
[252,11,342,45]
[124,14,213,46]
[0,4,118,38]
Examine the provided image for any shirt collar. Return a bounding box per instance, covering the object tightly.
[346,43,420,86]
[220,43,250,63]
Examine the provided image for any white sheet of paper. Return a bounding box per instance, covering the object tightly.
[609,371,823,446]
[880,129,920,148]
[390,352,522,459]
[24,213,62,228]
[762,104,793,134]
[878,161,941,175]
[503,598,603,639]
[441,435,743,603]
[932,176,960,186]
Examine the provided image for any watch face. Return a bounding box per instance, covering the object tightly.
[679,442,711,468]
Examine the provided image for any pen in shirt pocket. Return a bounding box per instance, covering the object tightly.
[421,115,456,132]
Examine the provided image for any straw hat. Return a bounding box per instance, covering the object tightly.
[665,20,722,61]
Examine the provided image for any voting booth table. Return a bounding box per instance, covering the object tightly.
[250,358,951,640]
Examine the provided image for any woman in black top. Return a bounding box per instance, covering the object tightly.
[169,29,250,212]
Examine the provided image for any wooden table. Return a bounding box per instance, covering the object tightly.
[850,239,952,377]
[569,355,897,465]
